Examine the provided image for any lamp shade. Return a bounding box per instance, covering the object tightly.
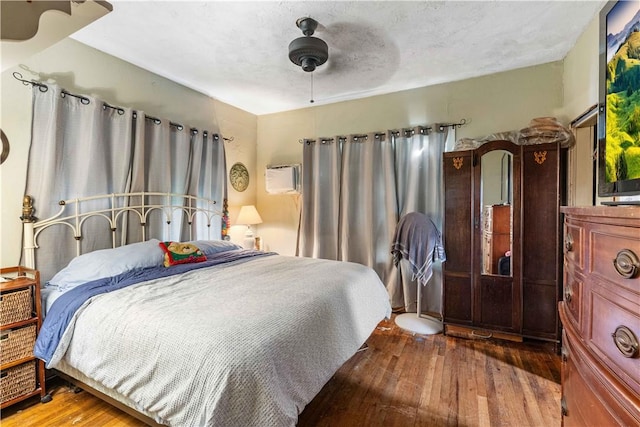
[236,205,263,226]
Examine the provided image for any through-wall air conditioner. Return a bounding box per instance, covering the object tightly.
[265,164,300,194]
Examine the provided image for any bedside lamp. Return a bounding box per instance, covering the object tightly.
[236,205,263,249]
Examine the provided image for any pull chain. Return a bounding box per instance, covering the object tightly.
[310,72,314,104]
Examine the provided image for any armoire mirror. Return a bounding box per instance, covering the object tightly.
[480,150,513,276]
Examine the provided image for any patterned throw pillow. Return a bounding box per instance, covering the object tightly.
[159,241,207,267]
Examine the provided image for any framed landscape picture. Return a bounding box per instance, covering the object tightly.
[599,0,640,197]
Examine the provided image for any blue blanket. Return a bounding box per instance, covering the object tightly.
[34,249,274,365]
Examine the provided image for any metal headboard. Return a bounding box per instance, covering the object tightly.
[21,192,226,270]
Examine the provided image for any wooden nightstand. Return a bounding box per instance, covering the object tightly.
[0,266,50,408]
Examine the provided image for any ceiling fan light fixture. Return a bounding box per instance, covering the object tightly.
[288,36,328,72]
[288,17,328,73]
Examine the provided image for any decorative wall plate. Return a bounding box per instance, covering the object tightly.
[229,162,249,192]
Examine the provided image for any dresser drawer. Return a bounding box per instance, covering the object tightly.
[563,268,582,330]
[564,221,584,270]
[562,331,612,427]
[588,225,640,294]
[562,325,640,427]
[587,282,640,396]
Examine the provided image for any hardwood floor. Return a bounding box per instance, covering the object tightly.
[1,316,561,426]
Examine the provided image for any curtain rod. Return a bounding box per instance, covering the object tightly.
[13,72,234,142]
[299,119,468,144]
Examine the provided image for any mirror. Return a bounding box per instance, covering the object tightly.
[480,150,513,276]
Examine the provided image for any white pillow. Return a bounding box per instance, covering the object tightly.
[188,239,241,256]
[48,239,165,290]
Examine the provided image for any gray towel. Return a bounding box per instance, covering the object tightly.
[391,212,446,286]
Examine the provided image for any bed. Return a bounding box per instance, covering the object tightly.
[22,192,391,426]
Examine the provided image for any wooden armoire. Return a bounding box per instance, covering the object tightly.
[442,140,564,343]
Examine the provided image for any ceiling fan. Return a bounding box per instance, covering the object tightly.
[288,17,329,103]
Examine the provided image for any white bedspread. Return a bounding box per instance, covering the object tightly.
[51,255,391,426]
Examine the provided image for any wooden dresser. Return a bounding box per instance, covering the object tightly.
[0,266,48,408]
[559,207,640,426]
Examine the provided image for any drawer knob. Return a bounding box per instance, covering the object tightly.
[612,326,639,358]
[613,249,639,279]
[564,234,573,252]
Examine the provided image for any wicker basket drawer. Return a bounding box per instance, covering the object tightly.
[0,324,36,365]
[0,289,32,325]
[0,361,36,404]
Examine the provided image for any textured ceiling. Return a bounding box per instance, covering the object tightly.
[70,1,607,115]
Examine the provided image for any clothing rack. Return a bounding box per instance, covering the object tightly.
[12,72,234,143]
[391,213,445,336]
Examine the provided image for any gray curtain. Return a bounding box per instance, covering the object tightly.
[298,125,455,315]
[24,85,226,282]
[391,127,455,315]
[339,133,398,293]
[25,85,135,282]
[298,138,341,260]
[130,116,191,241]
[186,131,226,240]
